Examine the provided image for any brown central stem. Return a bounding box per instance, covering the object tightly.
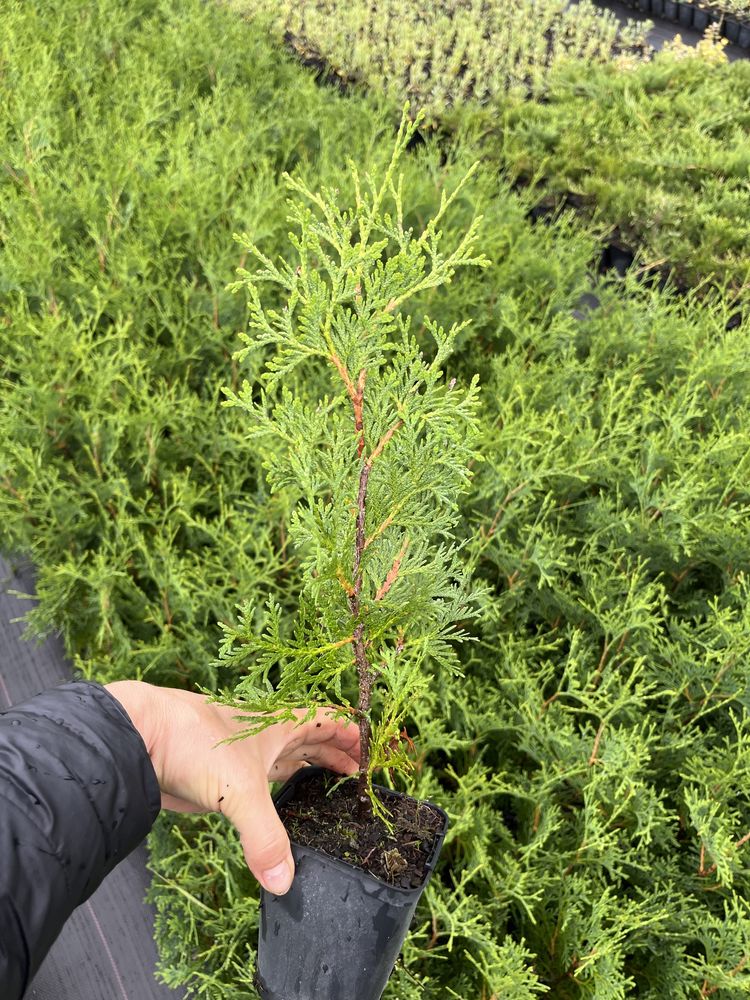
[349,461,373,810]
[332,355,401,813]
[353,621,372,804]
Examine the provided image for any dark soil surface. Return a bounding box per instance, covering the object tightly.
[277,769,445,889]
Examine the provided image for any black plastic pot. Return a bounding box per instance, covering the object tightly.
[663,0,680,21]
[678,3,694,26]
[651,0,665,14]
[255,767,449,1000]
[724,15,741,42]
[637,0,651,12]
[601,242,636,278]
[739,22,750,48]
[692,7,711,30]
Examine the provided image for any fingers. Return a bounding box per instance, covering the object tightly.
[221,775,295,895]
[285,709,361,760]
[283,744,360,776]
[270,759,310,782]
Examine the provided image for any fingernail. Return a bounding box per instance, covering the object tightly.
[262,860,293,895]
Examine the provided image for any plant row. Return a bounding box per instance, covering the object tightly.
[229,0,749,293]
[229,0,650,121]
[621,0,750,47]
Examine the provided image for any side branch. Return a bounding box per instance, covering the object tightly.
[375,537,409,601]
[367,419,403,467]
[329,351,366,457]
[330,351,356,399]
[587,721,605,767]
[365,505,402,550]
[699,829,750,878]
[354,369,366,458]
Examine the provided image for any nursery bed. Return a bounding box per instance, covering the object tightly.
[3,1,750,997]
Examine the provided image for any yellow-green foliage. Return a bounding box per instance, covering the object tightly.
[490,53,750,292]
[228,0,650,120]
[4,1,750,999]
[689,0,750,14]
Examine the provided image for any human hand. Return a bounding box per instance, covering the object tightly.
[104,681,359,895]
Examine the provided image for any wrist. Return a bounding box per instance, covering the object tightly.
[104,680,156,755]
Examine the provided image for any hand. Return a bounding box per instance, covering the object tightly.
[104,681,360,895]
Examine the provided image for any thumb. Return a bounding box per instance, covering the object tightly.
[223,776,295,895]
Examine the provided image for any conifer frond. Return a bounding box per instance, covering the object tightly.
[218,106,485,803]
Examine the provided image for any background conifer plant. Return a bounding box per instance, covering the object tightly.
[2,1,750,997]
[491,53,750,294]
[215,108,487,812]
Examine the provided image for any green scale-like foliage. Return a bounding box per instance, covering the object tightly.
[0,0,401,688]
[230,0,750,293]
[445,280,750,997]
[3,0,750,998]
[214,111,486,799]
[488,53,750,294]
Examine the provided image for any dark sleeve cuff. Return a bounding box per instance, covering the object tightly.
[0,680,161,997]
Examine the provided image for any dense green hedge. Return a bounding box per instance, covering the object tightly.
[3,1,750,998]
[0,0,398,687]
[486,55,750,293]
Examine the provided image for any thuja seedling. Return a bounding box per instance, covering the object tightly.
[215,106,487,816]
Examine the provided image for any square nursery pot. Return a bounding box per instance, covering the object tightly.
[651,0,665,14]
[739,22,750,47]
[692,6,711,30]
[255,766,449,1000]
[678,2,694,26]
[637,0,651,12]
[663,0,680,19]
[723,15,741,42]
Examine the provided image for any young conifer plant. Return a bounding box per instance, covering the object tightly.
[216,107,487,817]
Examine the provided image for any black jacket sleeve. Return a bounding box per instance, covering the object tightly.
[0,680,161,998]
